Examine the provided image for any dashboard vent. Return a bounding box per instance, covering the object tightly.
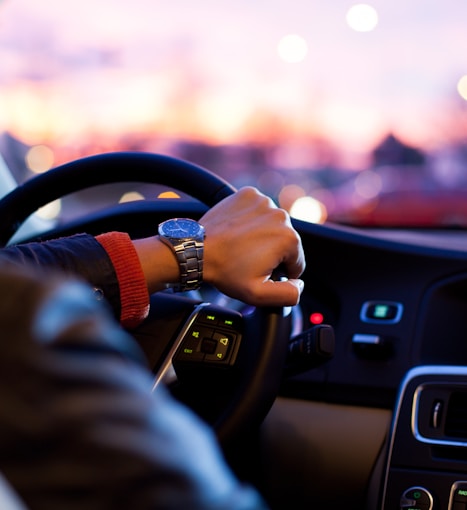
[445,392,467,439]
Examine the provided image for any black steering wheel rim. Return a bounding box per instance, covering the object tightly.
[0,151,291,447]
[0,151,236,247]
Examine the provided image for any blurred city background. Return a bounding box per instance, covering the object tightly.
[1,0,467,227]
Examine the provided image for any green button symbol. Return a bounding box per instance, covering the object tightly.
[374,305,389,318]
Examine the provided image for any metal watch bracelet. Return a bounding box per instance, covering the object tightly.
[171,240,204,292]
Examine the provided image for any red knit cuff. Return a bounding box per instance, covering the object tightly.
[95,232,150,329]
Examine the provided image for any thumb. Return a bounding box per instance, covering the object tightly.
[286,278,305,305]
[255,278,304,307]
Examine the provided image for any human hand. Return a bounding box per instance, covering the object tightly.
[201,186,305,307]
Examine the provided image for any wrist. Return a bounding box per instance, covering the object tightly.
[132,236,180,294]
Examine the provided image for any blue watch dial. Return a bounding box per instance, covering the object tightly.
[159,219,204,239]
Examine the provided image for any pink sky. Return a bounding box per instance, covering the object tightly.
[0,0,466,166]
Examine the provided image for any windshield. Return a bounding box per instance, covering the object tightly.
[1,0,466,228]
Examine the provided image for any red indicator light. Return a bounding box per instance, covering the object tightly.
[309,312,324,325]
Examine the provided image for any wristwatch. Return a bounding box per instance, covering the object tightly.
[158,218,206,292]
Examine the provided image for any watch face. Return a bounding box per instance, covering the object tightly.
[159,218,204,239]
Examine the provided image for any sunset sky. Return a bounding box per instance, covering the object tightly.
[0,0,466,168]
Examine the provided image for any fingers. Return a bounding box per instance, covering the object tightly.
[201,186,306,307]
[277,223,306,281]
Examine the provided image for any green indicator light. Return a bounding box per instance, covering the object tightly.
[192,331,200,338]
[206,315,216,322]
[413,492,421,499]
[374,305,389,318]
[216,353,223,359]
[224,319,233,326]
[183,348,193,354]
[458,490,467,496]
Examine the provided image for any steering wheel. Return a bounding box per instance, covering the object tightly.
[0,152,292,448]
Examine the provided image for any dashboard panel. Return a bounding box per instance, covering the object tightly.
[280,221,467,409]
[244,221,467,509]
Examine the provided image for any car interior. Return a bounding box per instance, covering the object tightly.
[1,2,467,510]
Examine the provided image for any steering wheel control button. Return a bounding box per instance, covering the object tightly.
[197,310,219,326]
[176,326,213,362]
[400,487,433,510]
[204,332,233,362]
[175,306,242,367]
[197,308,242,331]
[201,338,217,355]
[450,482,467,509]
[360,300,403,324]
[218,315,241,329]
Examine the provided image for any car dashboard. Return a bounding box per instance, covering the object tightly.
[287,223,467,407]
[267,221,467,509]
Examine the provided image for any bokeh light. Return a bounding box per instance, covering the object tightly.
[36,200,61,220]
[277,34,309,63]
[278,184,306,211]
[158,191,182,199]
[290,196,328,224]
[119,191,145,203]
[354,169,382,199]
[26,145,55,174]
[346,4,379,32]
[457,75,467,101]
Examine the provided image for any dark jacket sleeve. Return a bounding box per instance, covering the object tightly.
[0,267,268,510]
[0,234,121,320]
